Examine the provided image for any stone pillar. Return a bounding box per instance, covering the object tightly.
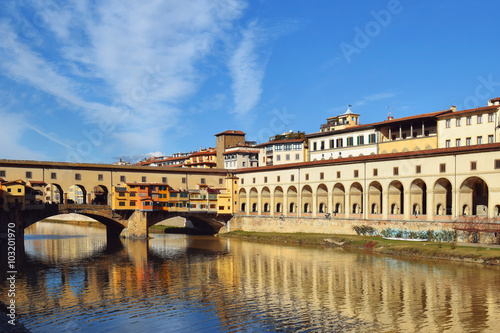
[63,193,68,204]
[404,190,410,220]
[284,193,289,217]
[257,194,262,215]
[87,193,91,205]
[126,210,149,239]
[426,190,434,221]
[270,193,275,215]
[328,192,333,214]
[312,192,317,217]
[382,191,388,220]
[345,193,350,218]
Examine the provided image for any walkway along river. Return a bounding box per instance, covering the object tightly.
[1,221,500,332]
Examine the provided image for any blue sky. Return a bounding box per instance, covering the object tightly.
[1,0,500,163]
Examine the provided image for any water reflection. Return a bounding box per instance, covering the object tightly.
[1,222,499,332]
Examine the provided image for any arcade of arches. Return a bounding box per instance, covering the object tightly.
[238,176,499,220]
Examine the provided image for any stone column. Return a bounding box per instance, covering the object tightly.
[404,190,410,220]
[382,191,388,220]
[345,192,350,218]
[312,192,317,217]
[426,190,434,221]
[126,210,149,239]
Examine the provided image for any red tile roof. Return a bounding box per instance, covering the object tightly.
[223,148,260,155]
[234,142,500,173]
[214,130,246,136]
[489,97,500,103]
[436,105,499,118]
[188,150,217,157]
[370,109,453,126]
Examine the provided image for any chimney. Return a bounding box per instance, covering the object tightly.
[450,105,456,112]
[387,115,394,121]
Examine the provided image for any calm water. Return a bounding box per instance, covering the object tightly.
[1,222,500,332]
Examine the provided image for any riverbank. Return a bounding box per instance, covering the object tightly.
[219,231,500,265]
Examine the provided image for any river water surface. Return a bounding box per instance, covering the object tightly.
[1,222,500,332]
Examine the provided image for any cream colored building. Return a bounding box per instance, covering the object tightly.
[223,147,259,169]
[437,102,500,149]
[257,138,308,166]
[236,144,500,220]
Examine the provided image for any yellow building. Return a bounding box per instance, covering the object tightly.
[1,179,41,210]
[184,149,217,168]
[217,175,239,215]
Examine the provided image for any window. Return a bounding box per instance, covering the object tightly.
[337,138,343,148]
[277,155,281,161]
[241,179,244,185]
[182,177,186,184]
[313,142,317,151]
[98,174,103,181]
[119,192,125,197]
[488,113,494,122]
[219,178,223,185]
[368,133,376,143]
[142,176,147,182]
[466,137,471,146]
[445,119,451,128]
[488,135,494,143]
[373,168,378,176]
[357,135,364,145]
[75,173,81,181]
[284,143,292,151]
[456,138,461,147]
[242,162,246,167]
[337,171,341,178]
[293,143,302,150]
[495,160,500,169]
[305,174,309,181]
[471,161,477,170]
[201,178,206,184]
[320,141,325,150]
[477,136,483,145]
[354,170,359,178]
[119,202,126,207]
[120,175,126,182]
[264,177,267,183]
[291,175,295,181]
[466,116,471,125]
[162,177,167,183]
[320,172,324,180]
[416,165,421,174]
[286,154,290,161]
[295,154,300,160]
[440,163,446,173]
[26,171,32,179]
[277,176,280,182]
[456,118,461,127]
[477,114,482,124]
[0,170,5,177]
[347,137,354,146]
[130,201,136,206]
[393,167,399,176]
[330,139,335,149]
[130,192,136,197]
[253,178,256,184]
[445,140,451,148]
[51,172,57,180]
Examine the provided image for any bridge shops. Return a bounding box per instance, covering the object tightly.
[233,143,500,241]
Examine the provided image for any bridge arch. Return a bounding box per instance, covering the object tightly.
[45,183,64,204]
[238,188,247,213]
[92,185,109,205]
[434,178,452,215]
[68,184,87,204]
[410,179,427,215]
[287,186,298,213]
[333,183,345,214]
[317,184,328,213]
[349,182,363,214]
[388,180,404,215]
[261,187,271,213]
[459,177,489,216]
[368,181,382,214]
[274,186,284,213]
[301,185,313,213]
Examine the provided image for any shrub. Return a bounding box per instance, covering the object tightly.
[353,225,378,236]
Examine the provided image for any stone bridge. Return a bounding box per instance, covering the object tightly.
[0,204,233,241]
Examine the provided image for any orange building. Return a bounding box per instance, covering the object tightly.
[184,149,217,168]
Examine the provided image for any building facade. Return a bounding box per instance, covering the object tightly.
[223,147,259,169]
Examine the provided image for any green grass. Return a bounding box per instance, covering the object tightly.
[220,231,500,265]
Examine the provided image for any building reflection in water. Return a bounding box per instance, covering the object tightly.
[1,222,499,332]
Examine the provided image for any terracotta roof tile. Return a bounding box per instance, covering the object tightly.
[255,138,306,148]
[214,130,246,136]
[436,105,499,118]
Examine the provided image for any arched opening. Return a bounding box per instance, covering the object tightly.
[239,189,247,213]
[368,181,382,215]
[317,184,328,214]
[287,186,298,214]
[261,187,271,213]
[333,183,345,214]
[45,183,63,204]
[274,186,284,214]
[388,181,404,215]
[349,182,363,214]
[301,185,312,213]
[68,185,87,204]
[495,205,500,216]
[92,185,108,205]
[459,177,489,216]
[462,204,470,216]
[434,178,452,215]
[410,179,427,215]
[249,188,258,213]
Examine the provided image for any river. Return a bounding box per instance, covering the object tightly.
[1,221,500,332]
